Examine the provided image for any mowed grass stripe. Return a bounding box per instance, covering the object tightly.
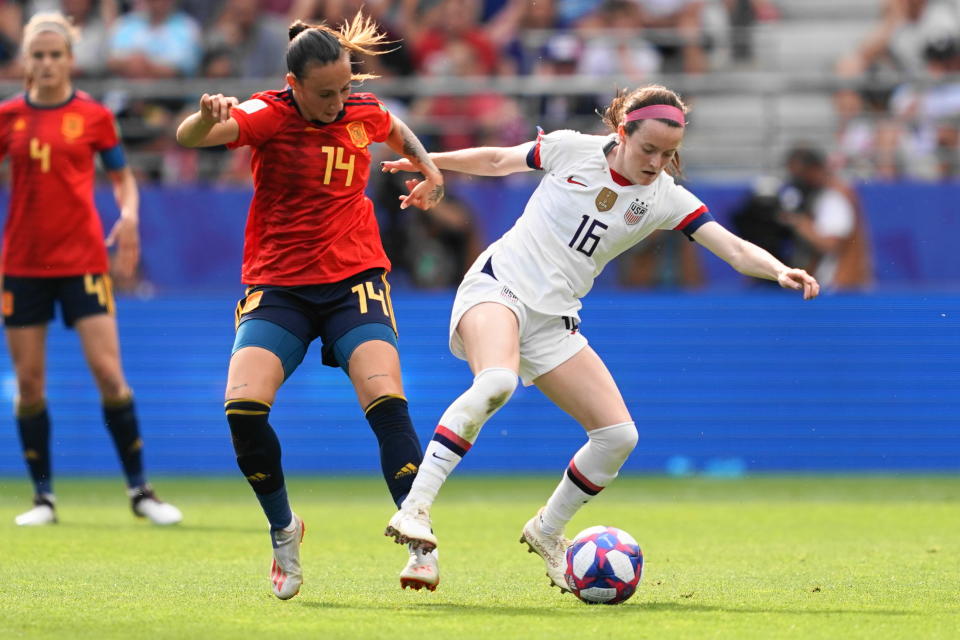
[0,476,957,640]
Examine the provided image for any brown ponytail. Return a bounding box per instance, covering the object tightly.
[285,11,395,82]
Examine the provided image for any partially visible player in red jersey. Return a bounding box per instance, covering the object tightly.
[176,12,444,599]
[0,13,182,527]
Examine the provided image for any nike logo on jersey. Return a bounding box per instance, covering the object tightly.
[566,176,587,187]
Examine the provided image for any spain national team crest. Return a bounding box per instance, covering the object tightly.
[346,121,370,148]
[595,187,618,212]
[61,113,84,140]
[624,200,648,225]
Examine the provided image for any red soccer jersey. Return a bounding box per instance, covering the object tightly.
[0,91,118,276]
[227,89,393,286]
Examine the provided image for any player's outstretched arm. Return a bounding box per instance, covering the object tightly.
[381,141,536,177]
[176,93,241,148]
[384,114,444,210]
[692,221,820,300]
[104,166,140,279]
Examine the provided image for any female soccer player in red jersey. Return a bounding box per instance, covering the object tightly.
[177,12,444,599]
[0,13,182,527]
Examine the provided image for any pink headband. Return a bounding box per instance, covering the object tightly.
[624,104,686,127]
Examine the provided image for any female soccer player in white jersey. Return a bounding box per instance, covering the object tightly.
[382,85,820,592]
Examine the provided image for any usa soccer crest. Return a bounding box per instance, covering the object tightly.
[346,122,370,148]
[624,200,648,225]
[595,187,618,212]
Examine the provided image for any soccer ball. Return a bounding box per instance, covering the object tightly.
[564,525,643,605]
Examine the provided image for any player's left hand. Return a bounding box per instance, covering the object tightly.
[380,158,416,173]
[399,177,445,210]
[106,217,140,279]
[777,268,819,300]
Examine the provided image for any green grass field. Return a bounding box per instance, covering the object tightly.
[1,475,957,639]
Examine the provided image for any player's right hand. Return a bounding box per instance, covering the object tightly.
[381,159,416,173]
[199,93,239,124]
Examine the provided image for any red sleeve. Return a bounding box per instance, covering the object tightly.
[91,105,120,151]
[368,104,391,143]
[350,92,391,143]
[228,96,284,149]
[0,108,12,158]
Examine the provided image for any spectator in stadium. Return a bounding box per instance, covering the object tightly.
[401,0,502,76]
[832,80,901,180]
[889,33,960,180]
[629,0,709,74]
[203,0,288,79]
[175,12,444,599]
[0,1,23,77]
[107,0,202,78]
[835,0,960,79]
[531,32,603,132]
[408,38,527,151]
[32,0,117,77]
[778,145,874,290]
[382,84,819,591]
[486,0,562,75]
[575,0,663,81]
[554,0,602,26]
[723,0,780,61]
[1,12,182,527]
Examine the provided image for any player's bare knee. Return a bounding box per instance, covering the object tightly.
[473,367,517,413]
[15,372,45,406]
[92,370,127,399]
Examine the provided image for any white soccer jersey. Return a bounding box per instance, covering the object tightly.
[472,129,711,316]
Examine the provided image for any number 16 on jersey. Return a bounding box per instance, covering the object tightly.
[569,215,608,257]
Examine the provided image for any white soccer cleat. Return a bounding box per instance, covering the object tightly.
[520,507,571,592]
[270,514,305,600]
[385,504,437,551]
[400,544,439,591]
[130,485,183,525]
[14,495,57,526]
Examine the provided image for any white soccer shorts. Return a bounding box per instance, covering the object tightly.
[448,269,588,386]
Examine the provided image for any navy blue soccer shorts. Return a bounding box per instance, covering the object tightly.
[233,268,399,376]
[2,273,114,328]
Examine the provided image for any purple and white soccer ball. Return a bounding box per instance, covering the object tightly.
[564,525,643,605]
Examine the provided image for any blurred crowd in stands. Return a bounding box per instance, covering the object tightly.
[0,0,791,183]
[1,0,958,291]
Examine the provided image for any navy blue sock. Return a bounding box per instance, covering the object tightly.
[364,395,423,507]
[16,401,52,495]
[103,395,146,489]
[225,399,291,529]
[257,486,294,531]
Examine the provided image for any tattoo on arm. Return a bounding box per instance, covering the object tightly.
[398,121,435,170]
[229,383,248,392]
[425,183,444,207]
[367,373,389,381]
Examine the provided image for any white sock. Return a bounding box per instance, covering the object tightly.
[403,367,517,509]
[540,422,638,535]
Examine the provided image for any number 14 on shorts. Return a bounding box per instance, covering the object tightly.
[351,281,389,316]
